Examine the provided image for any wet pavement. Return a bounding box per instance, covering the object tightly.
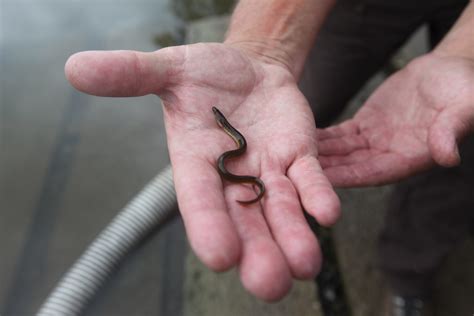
[1,1,185,315]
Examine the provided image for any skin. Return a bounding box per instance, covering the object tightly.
[65,0,338,302]
[64,0,474,303]
[318,2,474,187]
[65,44,339,301]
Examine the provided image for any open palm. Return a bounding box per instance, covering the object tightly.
[318,54,474,187]
[65,43,340,300]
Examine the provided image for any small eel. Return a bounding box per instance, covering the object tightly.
[212,106,265,204]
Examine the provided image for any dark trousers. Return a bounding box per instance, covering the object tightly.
[299,0,472,297]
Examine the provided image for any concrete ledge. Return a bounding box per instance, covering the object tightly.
[183,251,322,316]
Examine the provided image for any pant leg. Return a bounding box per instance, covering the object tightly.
[379,137,474,297]
[299,3,432,310]
[299,0,427,127]
[378,0,471,297]
[302,0,472,298]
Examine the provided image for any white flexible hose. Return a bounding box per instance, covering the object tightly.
[37,165,177,316]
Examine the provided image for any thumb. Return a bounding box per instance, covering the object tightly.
[65,47,183,97]
[429,105,474,167]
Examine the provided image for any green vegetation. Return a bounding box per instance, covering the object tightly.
[153,0,235,48]
[171,0,235,21]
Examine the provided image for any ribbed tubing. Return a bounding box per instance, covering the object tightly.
[37,165,177,316]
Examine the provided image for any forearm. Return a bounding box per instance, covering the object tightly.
[225,0,336,79]
[434,1,474,60]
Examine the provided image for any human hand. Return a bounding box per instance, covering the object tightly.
[318,53,474,187]
[65,43,340,301]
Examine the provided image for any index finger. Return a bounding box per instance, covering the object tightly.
[171,155,241,271]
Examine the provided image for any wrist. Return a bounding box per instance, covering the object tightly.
[224,0,335,79]
[432,1,474,61]
[431,49,474,64]
[224,39,295,76]
[406,52,474,76]
[433,45,474,63]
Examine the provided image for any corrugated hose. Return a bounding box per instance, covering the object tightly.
[37,165,177,316]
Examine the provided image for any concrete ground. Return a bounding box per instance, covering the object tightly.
[1,5,473,316]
